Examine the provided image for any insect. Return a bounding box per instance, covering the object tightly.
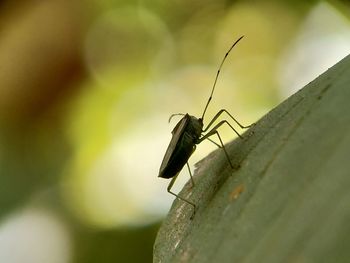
[158,36,251,215]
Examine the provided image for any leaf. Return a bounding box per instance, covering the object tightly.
[154,54,350,263]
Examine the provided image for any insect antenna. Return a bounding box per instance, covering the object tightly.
[168,113,185,123]
[200,35,244,121]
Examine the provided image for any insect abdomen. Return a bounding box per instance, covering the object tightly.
[159,132,195,179]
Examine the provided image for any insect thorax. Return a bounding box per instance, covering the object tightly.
[187,115,203,142]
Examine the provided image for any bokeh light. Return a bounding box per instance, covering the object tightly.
[0,208,71,263]
[279,1,350,97]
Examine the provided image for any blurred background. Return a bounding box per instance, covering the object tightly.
[0,0,349,262]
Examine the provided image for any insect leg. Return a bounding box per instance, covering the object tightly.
[186,162,195,187]
[206,138,222,148]
[204,118,243,139]
[199,128,234,169]
[200,119,247,168]
[167,173,196,212]
[203,109,252,134]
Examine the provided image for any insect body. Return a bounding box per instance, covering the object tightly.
[159,36,251,214]
[159,114,202,179]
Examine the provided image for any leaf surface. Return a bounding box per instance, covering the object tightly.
[154,54,350,263]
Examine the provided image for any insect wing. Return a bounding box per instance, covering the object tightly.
[159,116,189,178]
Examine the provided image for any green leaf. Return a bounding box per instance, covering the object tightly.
[154,54,350,263]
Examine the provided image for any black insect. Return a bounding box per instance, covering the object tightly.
[158,36,251,214]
